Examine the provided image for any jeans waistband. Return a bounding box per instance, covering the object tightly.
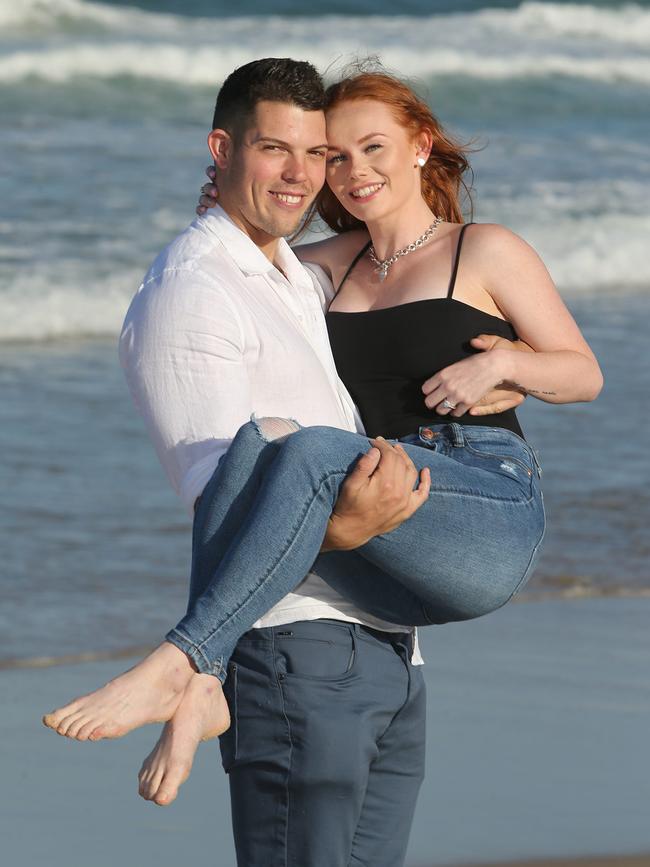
[242,619,410,647]
[401,423,542,477]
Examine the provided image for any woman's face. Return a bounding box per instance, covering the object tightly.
[325,99,425,222]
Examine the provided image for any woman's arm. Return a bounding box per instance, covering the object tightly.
[478,224,602,402]
[423,224,603,413]
[294,230,370,287]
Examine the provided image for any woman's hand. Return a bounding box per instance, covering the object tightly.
[196,165,219,215]
[422,348,509,417]
[465,333,533,416]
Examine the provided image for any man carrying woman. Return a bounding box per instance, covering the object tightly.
[44,58,601,867]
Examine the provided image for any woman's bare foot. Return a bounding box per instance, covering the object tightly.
[138,673,230,806]
[42,642,195,741]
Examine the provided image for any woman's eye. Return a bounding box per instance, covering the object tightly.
[327,153,345,164]
[365,143,381,153]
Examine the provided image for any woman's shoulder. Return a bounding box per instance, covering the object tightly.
[293,230,371,281]
[462,222,555,304]
[463,222,542,266]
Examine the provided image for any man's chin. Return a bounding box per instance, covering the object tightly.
[261,210,308,240]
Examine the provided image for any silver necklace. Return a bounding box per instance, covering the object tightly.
[368,216,443,282]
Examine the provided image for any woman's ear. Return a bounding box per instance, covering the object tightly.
[207,129,232,169]
[415,128,433,165]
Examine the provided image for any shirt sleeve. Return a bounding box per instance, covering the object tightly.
[119,267,252,514]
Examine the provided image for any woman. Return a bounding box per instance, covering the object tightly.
[44,71,602,803]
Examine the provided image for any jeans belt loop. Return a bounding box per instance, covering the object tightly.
[449,422,465,447]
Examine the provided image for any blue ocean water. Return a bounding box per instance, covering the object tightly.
[1,0,649,661]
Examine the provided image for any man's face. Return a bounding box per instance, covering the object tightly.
[217,100,328,247]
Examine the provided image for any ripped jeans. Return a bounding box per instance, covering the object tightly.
[166,418,545,682]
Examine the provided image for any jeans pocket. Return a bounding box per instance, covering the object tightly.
[275,631,357,682]
[218,660,238,771]
[461,437,536,500]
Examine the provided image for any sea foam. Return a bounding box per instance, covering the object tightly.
[2,212,649,344]
[1,1,649,85]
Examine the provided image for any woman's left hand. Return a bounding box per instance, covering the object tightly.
[196,165,219,215]
[422,350,507,417]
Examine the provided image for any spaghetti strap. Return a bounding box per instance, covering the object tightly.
[336,240,372,295]
[447,222,474,299]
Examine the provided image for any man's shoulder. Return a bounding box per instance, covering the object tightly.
[121,218,244,344]
[142,216,234,291]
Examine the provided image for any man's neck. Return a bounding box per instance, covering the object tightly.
[215,201,281,265]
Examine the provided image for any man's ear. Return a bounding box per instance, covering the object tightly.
[207,128,233,169]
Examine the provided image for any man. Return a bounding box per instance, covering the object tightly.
[119,59,523,866]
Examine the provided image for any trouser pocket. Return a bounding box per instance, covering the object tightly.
[219,660,238,770]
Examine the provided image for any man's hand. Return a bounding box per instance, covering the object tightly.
[196,166,219,215]
[321,438,430,552]
[465,333,533,416]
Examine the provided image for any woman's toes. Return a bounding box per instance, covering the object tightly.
[57,712,86,737]
[154,786,175,806]
[154,759,191,806]
[74,718,100,741]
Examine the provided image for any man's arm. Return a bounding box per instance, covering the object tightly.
[122,268,424,545]
[120,272,255,512]
[322,438,430,551]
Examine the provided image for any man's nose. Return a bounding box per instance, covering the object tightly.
[282,155,308,183]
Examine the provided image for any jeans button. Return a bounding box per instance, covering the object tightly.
[421,428,438,440]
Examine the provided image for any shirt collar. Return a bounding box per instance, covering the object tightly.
[199,204,306,286]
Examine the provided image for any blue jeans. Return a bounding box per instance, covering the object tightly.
[167,420,545,681]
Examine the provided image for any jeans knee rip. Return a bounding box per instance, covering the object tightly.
[250,414,301,442]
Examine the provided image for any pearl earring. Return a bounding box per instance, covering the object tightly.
[417,157,427,168]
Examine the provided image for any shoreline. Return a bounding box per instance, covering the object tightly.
[4,589,650,672]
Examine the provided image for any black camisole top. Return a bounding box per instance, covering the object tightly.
[325,223,524,440]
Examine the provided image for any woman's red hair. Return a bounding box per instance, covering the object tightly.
[314,71,474,234]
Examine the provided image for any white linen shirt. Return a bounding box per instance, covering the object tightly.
[120,205,423,658]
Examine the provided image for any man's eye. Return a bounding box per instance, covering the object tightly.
[264,145,283,152]
[309,151,327,159]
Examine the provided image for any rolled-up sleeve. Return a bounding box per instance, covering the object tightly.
[119,266,252,514]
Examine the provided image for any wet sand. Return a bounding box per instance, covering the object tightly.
[451,859,650,867]
[3,597,650,867]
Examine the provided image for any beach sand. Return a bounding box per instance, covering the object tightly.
[451,858,650,867]
[2,597,649,867]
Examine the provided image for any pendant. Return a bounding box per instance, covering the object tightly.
[378,264,388,282]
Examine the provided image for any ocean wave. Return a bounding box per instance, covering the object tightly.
[1,2,649,86]
[0,0,177,31]
[2,214,648,344]
[2,39,649,86]
[0,266,140,342]
[3,0,650,44]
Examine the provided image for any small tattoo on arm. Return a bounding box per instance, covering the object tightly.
[512,383,557,396]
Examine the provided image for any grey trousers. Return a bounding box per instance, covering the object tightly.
[219,619,426,867]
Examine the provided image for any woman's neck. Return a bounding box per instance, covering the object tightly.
[365,200,439,261]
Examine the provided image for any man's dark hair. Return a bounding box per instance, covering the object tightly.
[212,58,325,141]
